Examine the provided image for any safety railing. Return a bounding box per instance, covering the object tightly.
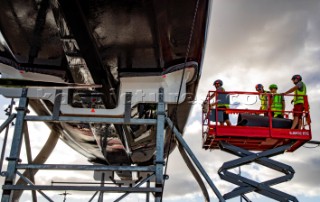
[202,90,312,142]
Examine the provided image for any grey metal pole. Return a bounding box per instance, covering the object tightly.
[15,172,53,202]
[88,191,99,202]
[0,99,16,173]
[98,173,105,202]
[166,117,225,202]
[23,123,37,202]
[114,174,155,202]
[155,88,165,202]
[146,177,150,202]
[1,89,29,202]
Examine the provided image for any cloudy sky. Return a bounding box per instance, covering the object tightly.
[163,0,320,201]
[1,0,320,201]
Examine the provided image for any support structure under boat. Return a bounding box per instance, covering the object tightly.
[0,88,166,202]
[0,87,224,202]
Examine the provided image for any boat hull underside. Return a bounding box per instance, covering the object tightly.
[0,0,211,179]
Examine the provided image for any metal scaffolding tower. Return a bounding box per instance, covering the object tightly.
[0,88,224,202]
[0,88,166,202]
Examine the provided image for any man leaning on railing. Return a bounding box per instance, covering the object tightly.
[283,74,307,129]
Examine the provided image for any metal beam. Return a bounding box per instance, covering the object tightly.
[0,100,16,174]
[16,164,156,172]
[0,114,16,134]
[25,116,157,125]
[22,123,37,202]
[166,117,225,202]
[16,172,53,202]
[1,87,169,201]
[12,130,60,201]
[3,185,162,193]
[1,89,29,202]
[114,174,155,202]
[155,88,165,202]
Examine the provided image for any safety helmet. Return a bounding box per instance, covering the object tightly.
[269,84,278,90]
[291,74,302,81]
[213,79,223,86]
[255,84,264,91]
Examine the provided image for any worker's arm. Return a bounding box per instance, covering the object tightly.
[210,101,218,108]
[282,98,286,113]
[209,91,217,107]
[209,92,215,100]
[284,85,298,95]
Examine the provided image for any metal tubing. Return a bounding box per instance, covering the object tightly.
[16,172,53,202]
[2,185,162,192]
[124,92,132,123]
[0,88,168,202]
[1,88,29,202]
[98,173,105,202]
[155,88,165,201]
[25,116,157,125]
[146,179,150,202]
[0,113,16,173]
[12,130,60,201]
[22,123,37,201]
[16,164,155,172]
[52,89,62,121]
[0,114,16,134]
[114,174,155,202]
[166,117,225,202]
[88,191,99,202]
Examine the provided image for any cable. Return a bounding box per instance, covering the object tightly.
[161,0,200,201]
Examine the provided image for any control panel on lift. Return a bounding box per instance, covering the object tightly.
[202,90,312,152]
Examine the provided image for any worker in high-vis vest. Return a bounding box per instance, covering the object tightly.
[283,74,307,129]
[269,84,285,118]
[255,84,269,116]
[209,79,231,126]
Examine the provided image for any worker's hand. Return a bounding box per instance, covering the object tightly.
[210,102,218,108]
[202,100,209,113]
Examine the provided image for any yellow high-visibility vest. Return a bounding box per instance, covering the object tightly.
[293,82,306,105]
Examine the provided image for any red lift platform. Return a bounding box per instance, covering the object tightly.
[202,91,312,152]
[202,90,312,202]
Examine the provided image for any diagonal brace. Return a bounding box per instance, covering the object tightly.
[218,142,298,202]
